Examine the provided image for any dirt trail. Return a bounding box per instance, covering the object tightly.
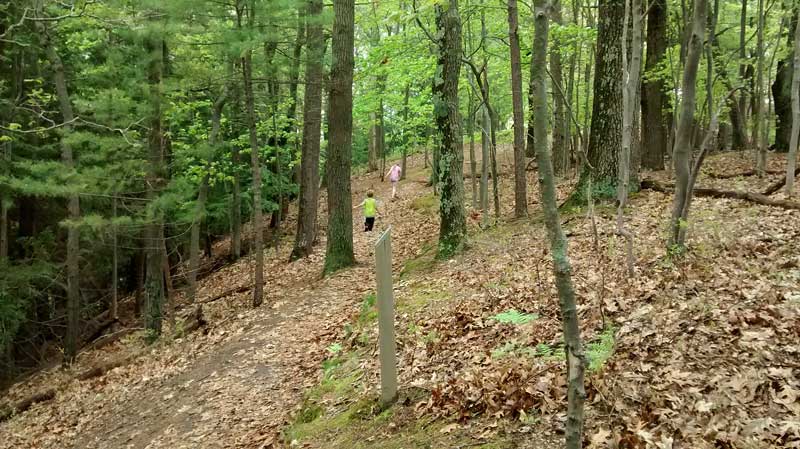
[0,156,439,449]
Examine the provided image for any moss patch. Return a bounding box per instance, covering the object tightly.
[410,192,438,215]
[400,242,437,278]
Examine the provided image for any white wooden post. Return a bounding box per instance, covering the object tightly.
[374,226,398,406]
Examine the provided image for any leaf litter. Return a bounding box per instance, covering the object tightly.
[0,151,798,448]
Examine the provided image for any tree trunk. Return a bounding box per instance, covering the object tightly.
[737,0,749,146]
[641,0,668,170]
[401,83,410,180]
[571,0,624,204]
[291,0,325,261]
[39,23,81,362]
[508,0,528,217]
[754,0,766,175]
[669,0,705,249]
[531,3,586,447]
[434,0,466,258]
[786,14,800,194]
[0,197,8,261]
[242,47,264,307]
[144,36,166,342]
[619,0,642,277]
[323,0,356,274]
[368,111,378,171]
[551,0,569,177]
[230,61,243,260]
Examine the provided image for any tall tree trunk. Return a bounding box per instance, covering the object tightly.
[434,0,466,258]
[551,0,569,176]
[786,14,800,194]
[531,2,586,446]
[144,36,166,341]
[508,0,527,217]
[641,0,668,170]
[773,10,797,153]
[619,0,642,277]
[368,112,378,171]
[754,0,766,175]
[231,61,243,259]
[240,3,264,307]
[40,24,81,362]
[669,0,705,249]
[291,0,325,261]
[323,0,356,274]
[401,83,410,180]
[571,0,624,204]
[738,0,749,146]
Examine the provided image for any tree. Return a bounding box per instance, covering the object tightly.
[323,0,356,274]
[570,0,624,204]
[144,36,166,341]
[38,21,81,363]
[754,0,766,175]
[786,12,800,195]
[773,8,797,153]
[531,1,586,446]
[551,0,569,177]
[291,0,325,261]
[669,0,705,250]
[240,2,265,307]
[433,0,466,258]
[641,0,668,170]
[507,0,527,218]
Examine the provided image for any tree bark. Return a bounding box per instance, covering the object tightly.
[531,3,586,447]
[641,0,668,170]
[737,0,749,146]
[434,0,466,258]
[38,22,82,363]
[0,197,8,261]
[669,0,705,249]
[507,0,527,217]
[144,36,166,342]
[230,60,243,259]
[754,0,766,175]
[291,0,325,262]
[551,0,569,177]
[242,46,264,307]
[323,0,356,274]
[571,0,624,203]
[401,83,410,180]
[786,13,800,195]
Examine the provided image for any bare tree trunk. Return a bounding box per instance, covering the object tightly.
[144,36,166,342]
[324,0,356,274]
[401,83,410,180]
[619,0,642,277]
[508,0,527,217]
[368,111,378,172]
[531,3,586,446]
[738,0,749,145]
[434,0,466,258]
[641,0,668,170]
[241,4,264,307]
[39,22,81,362]
[291,0,325,261]
[754,0,766,176]
[230,61,243,260]
[551,0,568,177]
[787,15,800,195]
[669,0,705,249]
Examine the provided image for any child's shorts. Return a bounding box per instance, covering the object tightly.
[364,217,375,231]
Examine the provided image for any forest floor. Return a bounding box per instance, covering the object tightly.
[1,149,799,449]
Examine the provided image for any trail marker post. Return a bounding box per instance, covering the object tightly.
[374,226,398,406]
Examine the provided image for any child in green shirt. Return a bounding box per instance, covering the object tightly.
[353,190,379,231]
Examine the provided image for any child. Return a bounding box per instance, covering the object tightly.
[386,163,402,199]
[353,190,379,232]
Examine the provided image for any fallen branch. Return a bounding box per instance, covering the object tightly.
[706,169,782,179]
[642,179,800,210]
[178,304,206,335]
[77,357,132,381]
[0,388,56,422]
[763,167,800,195]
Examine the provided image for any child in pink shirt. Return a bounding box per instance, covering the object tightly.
[386,164,402,199]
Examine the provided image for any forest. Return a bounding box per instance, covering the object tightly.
[1,0,799,448]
